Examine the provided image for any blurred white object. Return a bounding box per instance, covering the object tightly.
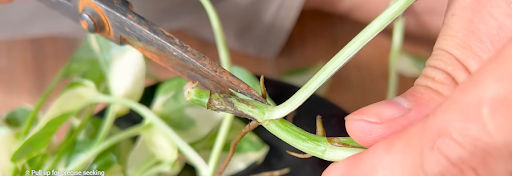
[396,52,427,78]
[0,0,305,58]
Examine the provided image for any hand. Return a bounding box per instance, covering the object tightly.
[0,0,14,4]
[320,0,512,175]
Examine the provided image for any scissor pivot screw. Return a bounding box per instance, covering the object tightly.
[80,13,97,33]
[79,7,106,33]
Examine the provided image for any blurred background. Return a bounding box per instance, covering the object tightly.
[0,0,435,114]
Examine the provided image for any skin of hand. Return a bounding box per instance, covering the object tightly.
[0,0,14,4]
[316,0,512,175]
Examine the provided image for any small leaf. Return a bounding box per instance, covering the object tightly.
[74,118,134,166]
[0,126,18,175]
[11,112,75,163]
[151,77,224,143]
[65,140,94,167]
[126,136,154,175]
[108,46,146,116]
[78,117,103,141]
[126,127,177,175]
[86,152,118,172]
[29,80,99,137]
[112,133,135,167]
[64,35,107,88]
[87,34,122,69]
[80,34,147,116]
[191,119,269,175]
[4,106,34,128]
[12,80,98,163]
[144,128,178,162]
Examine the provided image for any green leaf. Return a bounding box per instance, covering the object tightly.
[66,140,93,166]
[86,34,122,69]
[29,80,99,137]
[126,140,155,175]
[0,126,17,175]
[86,152,118,172]
[84,34,121,74]
[65,134,132,171]
[396,52,427,78]
[73,118,134,166]
[114,136,135,168]
[26,153,48,170]
[72,34,147,116]
[64,35,106,88]
[191,119,269,175]
[151,77,225,143]
[78,117,103,141]
[4,106,34,128]
[11,80,99,163]
[11,112,75,163]
[144,128,178,162]
[126,127,177,175]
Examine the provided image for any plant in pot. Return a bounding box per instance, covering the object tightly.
[1,0,426,175]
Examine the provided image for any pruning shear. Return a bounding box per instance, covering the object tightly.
[3,0,267,104]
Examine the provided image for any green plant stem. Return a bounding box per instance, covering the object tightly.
[262,119,366,161]
[45,108,94,170]
[186,87,268,122]
[93,105,117,146]
[66,122,151,170]
[186,87,366,161]
[386,1,406,99]
[20,68,65,138]
[90,95,210,176]
[198,0,232,69]
[265,0,416,120]
[197,0,238,175]
[88,35,111,81]
[207,114,234,174]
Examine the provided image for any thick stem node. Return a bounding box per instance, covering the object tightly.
[185,85,268,121]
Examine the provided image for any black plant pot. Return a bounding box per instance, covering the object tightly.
[97,76,350,176]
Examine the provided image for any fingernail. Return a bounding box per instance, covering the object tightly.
[345,97,410,123]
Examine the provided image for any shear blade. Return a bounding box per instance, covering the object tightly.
[36,0,268,104]
[122,36,268,104]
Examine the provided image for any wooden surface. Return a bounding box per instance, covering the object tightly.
[0,10,432,114]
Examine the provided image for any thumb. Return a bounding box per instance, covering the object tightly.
[344,0,512,147]
[324,40,512,176]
